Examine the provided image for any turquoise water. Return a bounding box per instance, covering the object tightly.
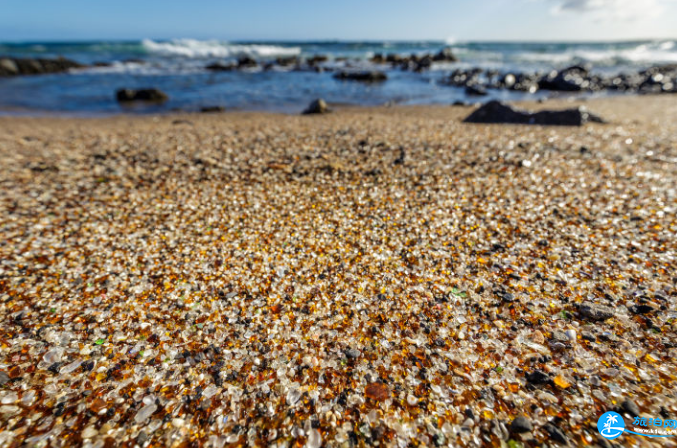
[0,39,675,113]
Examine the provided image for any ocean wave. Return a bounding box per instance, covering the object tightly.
[141,39,301,59]
[510,41,677,66]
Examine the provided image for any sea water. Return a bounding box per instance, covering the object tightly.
[0,38,675,114]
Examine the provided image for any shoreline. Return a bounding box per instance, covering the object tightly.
[0,93,674,125]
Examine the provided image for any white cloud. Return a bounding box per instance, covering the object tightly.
[551,0,667,20]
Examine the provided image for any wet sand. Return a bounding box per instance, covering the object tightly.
[0,95,676,447]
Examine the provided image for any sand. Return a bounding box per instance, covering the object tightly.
[0,95,676,447]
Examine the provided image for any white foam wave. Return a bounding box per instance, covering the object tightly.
[513,41,677,66]
[142,38,301,59]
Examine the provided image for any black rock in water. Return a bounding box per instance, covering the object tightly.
[0,58,19,76]
[465,85,488,96]
[539,65,590,92]
[302,99,330,115]
[463,101,605,126]
[0,56,84,76]
[200,106,225,113]
[432,48,458,62]
[307,55,329,66]
[237,56,258,68]
[276,56,299,66]
[205,62,236,71]
[116,88,169,103]
[334,71,388,82]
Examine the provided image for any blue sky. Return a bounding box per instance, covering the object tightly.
[0,0,675,41]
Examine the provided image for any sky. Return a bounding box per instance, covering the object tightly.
[0,0,675,42]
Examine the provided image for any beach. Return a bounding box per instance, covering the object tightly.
[1,95,676,447]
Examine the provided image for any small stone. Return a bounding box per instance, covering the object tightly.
[134,403,157,424]
[1,392,18,404]
[365,383,389,401]
[629,304,656,315]
[82,426,98,439]
[306,428,322,448]
[529,330,545,344]
[526,369,551,385]
[89,398,107,413]
[543,423,568,444]
[286,389,301,405]
[564,329,577,341]
[136,431,148,446]
[345,348,361,360]
[406,394,418,406]
[171,418,185,428]
[551,331,569,342]
[0,372,10,386]
[510,416,533,433]
[553,375,571,389]
[579,302,615,321]
[621,399,640,417]
[303,99,329,115]
[581,331,596,342]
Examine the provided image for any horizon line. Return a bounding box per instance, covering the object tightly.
[1,37,676,45]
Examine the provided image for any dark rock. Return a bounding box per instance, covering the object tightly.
[302,99,330,115]
[543,423,568,444]
[581,331,596,342]
[510,416,533,433]
[465,85,488,96]
[579,302,615,321]
[307,55,328,66]
[453,100,470,106]
[432,48,457,62]
[496,291,515,303]
[0,371,10,385]
[526,369,551,385]
[237,56,258,68]
[205,62,236,71]
[621,399,640,417]
[116,88,168,103]
[276,56,299,66]
[464,101,605,126]
[551,331,569,342]
[629,304,656,315]
[370,53,385,64]
[345,348,361,359]
[0,56,84,76]
[334,71,387,82]
[200,106,225,113]
[414,55,433,72]
[0,58,19,76]
[539,65,591,92]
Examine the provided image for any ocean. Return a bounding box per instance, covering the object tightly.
[1,39,676,114]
